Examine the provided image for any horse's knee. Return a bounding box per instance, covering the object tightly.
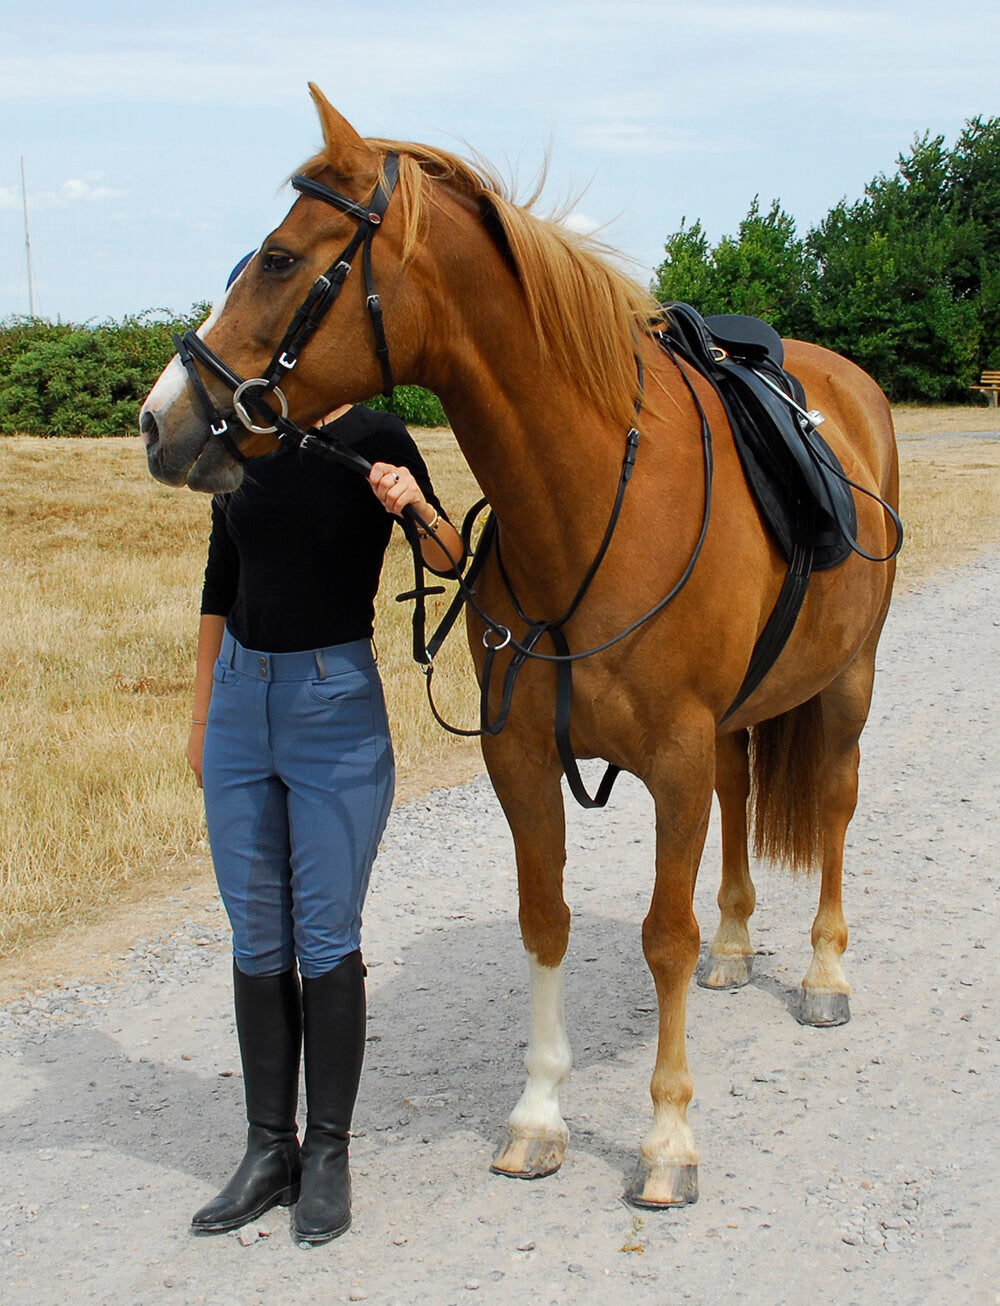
[642,915,700,983]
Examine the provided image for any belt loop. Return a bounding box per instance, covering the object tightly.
[314,648,327,680]
[227,633,237,669]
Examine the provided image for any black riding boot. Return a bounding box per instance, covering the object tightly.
[191,963,303,1234]
[293,951,367,1244]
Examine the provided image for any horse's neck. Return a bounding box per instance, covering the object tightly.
[414,214,627,596]
[437,356,626,596]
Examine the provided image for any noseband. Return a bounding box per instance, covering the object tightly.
[173,153,401,460]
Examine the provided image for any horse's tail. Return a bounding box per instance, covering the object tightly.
[748,696,825,874]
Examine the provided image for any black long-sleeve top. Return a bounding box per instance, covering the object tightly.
[200,406,445,653]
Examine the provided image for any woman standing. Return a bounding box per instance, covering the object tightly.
[185,399,462,1244]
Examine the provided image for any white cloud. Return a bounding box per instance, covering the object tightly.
[60,176,125,202]
[563,211,600,235]
[0,173,127,211]
[575,123,712,157]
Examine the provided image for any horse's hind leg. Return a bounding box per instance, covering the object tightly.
[799,650,879,1027]
[486,739,573,1180]
[700,728,756,989]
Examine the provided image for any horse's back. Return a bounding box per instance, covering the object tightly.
[782,339,898,502]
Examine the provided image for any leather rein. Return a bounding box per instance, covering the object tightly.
[172,156,719,809]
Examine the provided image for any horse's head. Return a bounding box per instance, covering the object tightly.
[140,86,420,493]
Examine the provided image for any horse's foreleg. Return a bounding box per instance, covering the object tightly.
[486,745,572,1179]
[627,735,714,1208]
[700,728,756,989]
[799,657,876,1027]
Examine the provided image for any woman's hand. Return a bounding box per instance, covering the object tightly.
[187,722,206,789]
[368,462,431,521]
[367,462,465,575]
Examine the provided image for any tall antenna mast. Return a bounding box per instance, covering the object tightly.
[20,156,36,317]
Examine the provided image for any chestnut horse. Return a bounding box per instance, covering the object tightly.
[141,87,898,1207]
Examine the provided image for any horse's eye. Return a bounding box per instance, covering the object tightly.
[262,251,296,273]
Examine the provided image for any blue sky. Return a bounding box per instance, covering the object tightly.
[1,0,997,322]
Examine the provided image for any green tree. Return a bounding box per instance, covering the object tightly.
[651,217,721,312]
[807,132,981,399]
[652,119,1000,400]
[950,115,1000,369]
[653,200,815,339]
[711,199,815,338]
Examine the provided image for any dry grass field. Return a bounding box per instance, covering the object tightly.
[1,409,998,960]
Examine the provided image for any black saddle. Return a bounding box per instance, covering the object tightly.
[657,302,856,571]
[654,303,867,721]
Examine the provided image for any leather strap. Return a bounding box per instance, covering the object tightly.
[719,541,813,725]
[175,154,402,453]
[172,332,247,464]
[550,626,622,808]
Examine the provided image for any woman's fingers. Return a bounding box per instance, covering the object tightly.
[368,462,429,518]
[186,730,205,789]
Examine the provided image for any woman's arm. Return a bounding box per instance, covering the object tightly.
[368,462,465,574]
[186,613,227,788]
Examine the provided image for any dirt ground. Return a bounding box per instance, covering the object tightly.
[891,403,1000,434]
[2,546,998,1303]
[2,410,998,1303]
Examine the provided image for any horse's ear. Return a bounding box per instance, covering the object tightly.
[308,83,378,184]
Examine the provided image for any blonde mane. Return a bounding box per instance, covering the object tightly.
[300,140,664,430]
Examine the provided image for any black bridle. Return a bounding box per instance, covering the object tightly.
[173,153,401,464]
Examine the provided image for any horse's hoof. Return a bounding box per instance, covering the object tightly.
[697,952,754,989]
[625,1159,699,1208]
[490,1131,566,1180]
[798,989,851,1026]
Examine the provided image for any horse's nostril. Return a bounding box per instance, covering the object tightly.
[140,410,159,446]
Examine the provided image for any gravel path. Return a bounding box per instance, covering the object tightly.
[2,553,998,1306]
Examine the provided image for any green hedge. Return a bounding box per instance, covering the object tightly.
[0,310,447,436]
[364,385,447,426]
[0,309,208,437]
